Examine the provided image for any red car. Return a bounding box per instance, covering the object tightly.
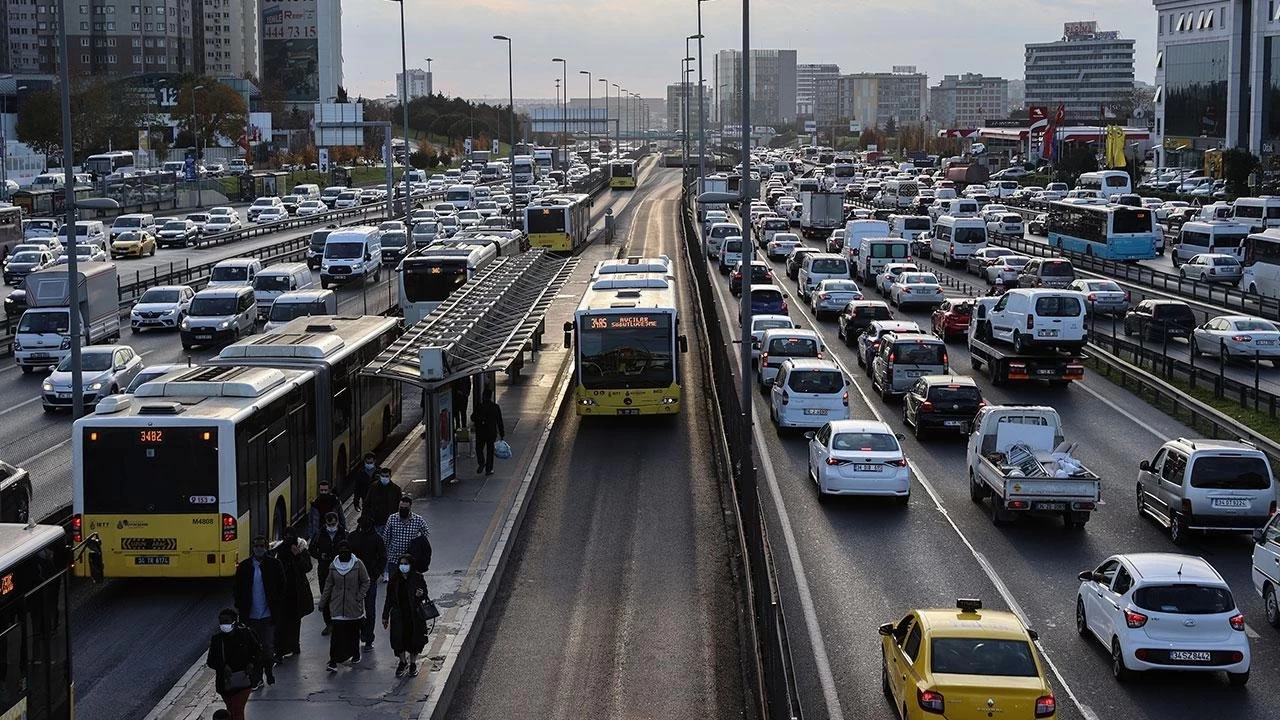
[930,299,973,341]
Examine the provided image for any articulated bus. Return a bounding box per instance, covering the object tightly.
[524,193,593,252]
[569,281,688,416]
[71,316,402,578]
[0,523,74,719]
[1045,201,1159,261]
[610,159,637,189]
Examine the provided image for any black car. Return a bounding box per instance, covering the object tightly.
[836,300,893,345]
[1123,299,1197,340]
[3,288,25,323]
[902,375,984,439]
[786,247,821,280]
[730,260,774,296]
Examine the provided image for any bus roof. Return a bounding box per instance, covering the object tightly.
[589,273,672,290]
[0,523,66,573]
[576,283,677,314]
[528,193,590,208]
[215,315,397,366]
[403,241,497,264]
[85,365,313,423]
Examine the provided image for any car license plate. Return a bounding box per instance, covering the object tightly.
[852,464,880,472]
[1036,368,1058,375]
[906,370,925,377]
[1170,650,1211,662]
[56,392,69,399]
[804,408,827,416]
[1212,497,1251,508]
[140,320,159,325]
[616,409,640,416]
[195,334,212,340]
[943,420,964,427]
[1034,501,1067,511]
[29,353,50,359]
[1258,340,1275,346]
[1037,329,1060,337]
[134,556,170,566]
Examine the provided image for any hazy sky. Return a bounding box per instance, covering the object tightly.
[342,0,1157,100]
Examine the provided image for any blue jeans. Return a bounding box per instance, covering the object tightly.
[361,580,378,644]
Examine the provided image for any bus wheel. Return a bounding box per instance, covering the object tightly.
[273,500,287,542]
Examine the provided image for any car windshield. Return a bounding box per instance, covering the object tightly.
[73,247,94,257]
[58,352,113,372]
[1233,319,1277,331]
[767,337,818,356]
[382,232,407,247]
[831,432,898,452]
[139,289,180,303]
[787,370,843,393]
[1084,281,1121,292]
[1034,296,1081,317]
[325,242,364,259]
[1189,455,1271,489]
[870,244,909,258]
[1042,262,1074,276]
[927,385,982,403]
[16,311,68,333]
[9,252,40,263]
[892,342,945,364]
[947,302,973,315]
[930,638,1039,677]
[904,218,930,230]
[163,221,187,230]
[253,275,292,291]
[754,319,792,333]
[901,274,936,284]
[210,266,248,282]
[1003,257,1030,268]
[1132,585,1235,614]
[252,199,275,207]
[1213,257,1241,266]
[724,240,743,253]
[189,297,238,316]
[114,218,141,228]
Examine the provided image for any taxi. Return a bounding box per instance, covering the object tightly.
[110,230,157,258]
[879,599,1056,720]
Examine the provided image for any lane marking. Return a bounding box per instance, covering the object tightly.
[1073,381,1170,441]
[0,396,39,417]
[17,437,71,468]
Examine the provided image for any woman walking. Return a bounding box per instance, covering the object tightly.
[382,554,431,677]
[273,528,314,660]
[319,539,371,672]
[206,608,273,720]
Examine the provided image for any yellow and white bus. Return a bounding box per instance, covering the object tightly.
[609,159,637,189]
[71,315,402,578]
[569,281,688,416]
[524,193,593,252]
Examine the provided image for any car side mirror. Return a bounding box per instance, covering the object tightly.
[114,364,126,372]
[803,431,816,441]
[1138,460,1151,472]
[1077,570,1095,582]
[877,622,894,637]
[1027,629,1039,641]
[894,433,905,440]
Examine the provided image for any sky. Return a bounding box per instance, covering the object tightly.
[341,0,1157,101]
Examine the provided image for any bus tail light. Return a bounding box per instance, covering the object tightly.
[221,514,238,543]
[72,514,83,544]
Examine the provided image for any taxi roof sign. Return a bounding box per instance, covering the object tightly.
[956,598,983,613]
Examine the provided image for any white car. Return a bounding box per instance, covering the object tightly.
[204,207,241,234]
[456,210,484,228]
[247,196,286,222]
[765,233,803,261]
[809,279,863,318]
[1076,553,1250,685]
[53,244,108,265]
[1191,315,1280,361]
[254,207,289,223]
[876,263,920,297]
[805,419,909,504]
[985,255,1031,284]
[979,204,1010,222]
[769,358,850,429]
[889,272,944,308]
[749,314,797,361]
[1251,514,1280,627]
[130,284,195,332]
[986,214,1025,236]
[333,190,362,208]
[476,201,501,218]
[1155,201,1191,221]
[296,200,327,216]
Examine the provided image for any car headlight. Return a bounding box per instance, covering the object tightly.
[218,319,232,329]
[180,317,190,330]
[88,382,103,391]
[41,381,52,392]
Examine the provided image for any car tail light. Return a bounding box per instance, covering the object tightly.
[941,351,949,365]
[920,401,934,412]
[72,514,83,544]
[1232,335,1252,342]
[780,390,790,405]
[1270,500,1276,516]
[781,300,788,312]
[1230,613,1246,631]
[1026,315,1035,330]
[1125,609,1148,628]
[885,458,908,467]
[819,293,829,301]
[1087,293,1097,302]
[1035,695,1056,719]
[1123,290,1130,300]
[221,513,238,543]
[826,457,850,466]
[888,352,896,363]
[760,353,768,366]
[1007,500,1028,509]
[917,689,945,714]
[1182,498,1193,517]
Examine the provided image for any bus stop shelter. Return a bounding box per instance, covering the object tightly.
[360,249,578,494]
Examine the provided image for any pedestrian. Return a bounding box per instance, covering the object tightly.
[272,528,314,661]
[363,469,403,552]
[382,554,430,678]
[348,453,380,514]
[308,479,346,539]
[471,390,505,476]
[232,536,286,667]
[347,514,388,652]
[319,540,371,672]
[206,608,273,720]
[382,495,429,580]
[451,379,470,430]
[309,511,347,635]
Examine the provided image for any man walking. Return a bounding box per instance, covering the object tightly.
[347,452,380,514]
[471,391,505,476]
[233,536,286,667]
[308,479,345,539]
[348,515,388,652]
[382,495,429,580]
[309,511,347,635]
[363,468,403,539]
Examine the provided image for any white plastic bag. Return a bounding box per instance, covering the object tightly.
[494,440,512,460]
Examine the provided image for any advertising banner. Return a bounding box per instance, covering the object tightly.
[262,0,319,102]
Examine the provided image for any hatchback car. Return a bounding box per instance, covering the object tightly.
[1068,279,1130,316]
[1179,253,1243,283]
[769,358,850,430]
[1027,213,1048,235]
[836,300,894,345]
[1076,553,1250,685]
[856,320,922,371]
[1124,300,1197,341]
[3,251,53,285]
[765,233,803,261]
[986,213,1025,236]
[966,247,1015,277]
[749,314,797,363]
[130,285,195,332]
[902,375,983,438]
[1017,258,1076,289]
[930,299,973,341]
[729,261,774,296]
[1191,315,1280,362]
[985,255,1031,285]
[889,272,944,309]
[807,419,909,503]
[745,284,786,319]
[809,279,863,318]
[41,345,143,412]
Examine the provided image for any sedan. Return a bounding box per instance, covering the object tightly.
[42,345,144,412]
[1191,315,1280,362]
[3,251,53,284]
[902,375,984,438]
[1179,253,1243,283]
[157,219,199,248]
[809,279,863,319]
[986,214,1025,236]
[1068,279,1130,316]
[130,285,195,332]
[965,247,1015,277]
[296,200,327,216]
[1027,213,1048,235]
[876,263,920,297]
[125,363,183,394]
[256,207,289,224]
[54,244,108,265]
[766,233,803,261]
[110,230,157,258]
[889,272,944,309]
[730,261,774,296]
[985,255,1031,285]
[204,208,241,233]
[805,419,909,503]
[930,298,973,341]
[333,190,362,209]
[476,200,501,218]
[979,204,1011,222]
[457,210,485,229]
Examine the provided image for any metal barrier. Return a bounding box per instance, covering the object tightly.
[678,194,802,720]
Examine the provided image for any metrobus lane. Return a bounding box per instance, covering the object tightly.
[753,238,1280,720]
[697,242,1085,720]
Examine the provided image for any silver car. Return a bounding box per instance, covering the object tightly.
[1178,253,1243,283]
[42,345,143,412]
[1067,279,1130,316]
[1191,315,1280,361]
[809,279,864,318]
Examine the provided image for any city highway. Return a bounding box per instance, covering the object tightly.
[450,168,746,719]
[707,205,1280,720]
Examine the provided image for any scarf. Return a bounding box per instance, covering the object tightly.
[331,556,356,576]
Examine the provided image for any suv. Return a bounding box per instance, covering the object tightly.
[247,196,286,222]
[985,289,1088,352]
[1137,438,1277,545]
[768,358,850,429]
[856,320,921,372]
[797,253,850,300]
[180,286,258,349]
[870,332,949,401]
[1017,258,1076,289]
[756,328,823,391]
[1123,300,1197,341]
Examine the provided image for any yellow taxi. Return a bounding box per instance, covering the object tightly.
[111,230,157,258]
[879,599,1056,720]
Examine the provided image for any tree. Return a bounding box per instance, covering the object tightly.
[335,86,350,103]
[882,116,898,136]
[168,79,248,154]
[1053,145,1099,185]
[1222,148,1260,197]
[408,149,434,169]
[14,89,61,156]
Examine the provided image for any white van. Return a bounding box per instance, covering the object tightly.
[110,213,157,240]
[320,226,383,288]
[292,183,321,199]
[1173,221,1250,265]
[263,289,337,332]
[705,222,741,259]
[888,214,931,241]
[984,289,1088,353]
[56,220,108,250]
[878,179,919,210]
[797,253,852,299]
[445,185,476,211]
[719,237,745,275]
[930,216,988,267]
[252,262,316,319]
[1232,196,1280,234]
[842,219,891,269]
[206,258,264,289]
[856,237,912,285]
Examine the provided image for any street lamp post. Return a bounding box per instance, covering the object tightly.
[613,83,622,156]
[697,1,709,195]
[55,0,85,419]
[738,0,753,488]
[682,58,695,185]
[597,78,608,156]
[579,70,592,152]
[493,36,516,217]
[392,0,411,225]
[192,84,206,208]
[553,58,567,166]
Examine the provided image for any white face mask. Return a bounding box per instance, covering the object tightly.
[326,524,338,533]
[364,462,376,471]
[219,623,235,633]
[398,563,412,574]
[379,476,391,486]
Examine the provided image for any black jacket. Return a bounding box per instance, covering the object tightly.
[382,570,430,655]
[207,625,273,694]
[347,465,380,510]
[309,526,348,566]
[347,527,387,578]
[232,555,287,622]
[472,400,505,441]
[274,540,314,619]
[363,479,403,528]
[307,492,346,538]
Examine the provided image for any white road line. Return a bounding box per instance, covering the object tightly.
[0,396,39,417]
[1074,380,1170,441]
[17,437,71,468]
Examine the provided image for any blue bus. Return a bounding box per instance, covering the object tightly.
[1045,201,1158,261]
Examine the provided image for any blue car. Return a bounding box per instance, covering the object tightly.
[742,284,787,320]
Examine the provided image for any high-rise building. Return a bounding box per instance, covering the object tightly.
[1024,21,1135,123]
[1007,79,1026,113]
[714,49,797,126]
[666,82,707,132]
[929,73,1009,129]
[797,63,840,118]
[397,69,432,100]
[836,68,928,131]
[260,0,342,104]
[201,0,260,78]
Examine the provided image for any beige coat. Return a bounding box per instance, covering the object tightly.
[319,556,371,620]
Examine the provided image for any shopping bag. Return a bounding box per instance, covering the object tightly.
[494,440,512,459]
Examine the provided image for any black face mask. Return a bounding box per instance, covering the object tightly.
[398,507,411,519]
[338,551,353,562]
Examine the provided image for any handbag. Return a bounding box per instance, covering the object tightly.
[224,668,253,693]
[494,439,512,460]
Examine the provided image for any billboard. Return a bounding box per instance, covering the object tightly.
[262,0,319,102]
[1063,21,1098,38]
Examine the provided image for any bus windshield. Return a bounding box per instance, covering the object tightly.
[81,427,220,514]
[403,261,468,302]
[527,209,567,234]
[578,312,674,390]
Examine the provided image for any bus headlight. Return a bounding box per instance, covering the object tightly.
[661,397,679,405]
[578,398,597,406]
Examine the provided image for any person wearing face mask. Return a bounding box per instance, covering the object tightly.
[308,480,347,539]
[346,515,388,651]
[206,608,273,720]
[319,540,371,672]
[309,511,347,635]
[382,553,431,677]
[348,452,380,514]
[382,494,429,580]
[272,529,314,661]
[362,469,403,553]
[233,536,286,671]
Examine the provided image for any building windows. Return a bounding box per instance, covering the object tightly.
[1163,40,1227,138]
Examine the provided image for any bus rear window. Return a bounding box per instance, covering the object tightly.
[526,210,566,234]
[81,427,219,514]
[1113,210,1154,234]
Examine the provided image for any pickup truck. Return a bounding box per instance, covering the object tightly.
[967,297,1085,386]
[966,405,1101,530]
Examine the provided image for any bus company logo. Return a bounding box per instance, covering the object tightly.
[116,519,150,530]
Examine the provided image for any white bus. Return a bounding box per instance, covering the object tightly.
[397,239,507,324]
[1075,170,1132,200]
[1232,196,1280,234]
[1242,229,1280,297]
[84,150,136,177]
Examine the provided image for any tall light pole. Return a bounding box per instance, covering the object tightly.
[682,58,694,184]
[579,70,592,153]
[56,0,84,419]
[597,78,608,156]
[613,83,622,156]
[192,84,206,208]
[392,0,411,225]
[737,0,753,491]
[688,32,704,191]
[493,35,516,216]
[552,58,567,165]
